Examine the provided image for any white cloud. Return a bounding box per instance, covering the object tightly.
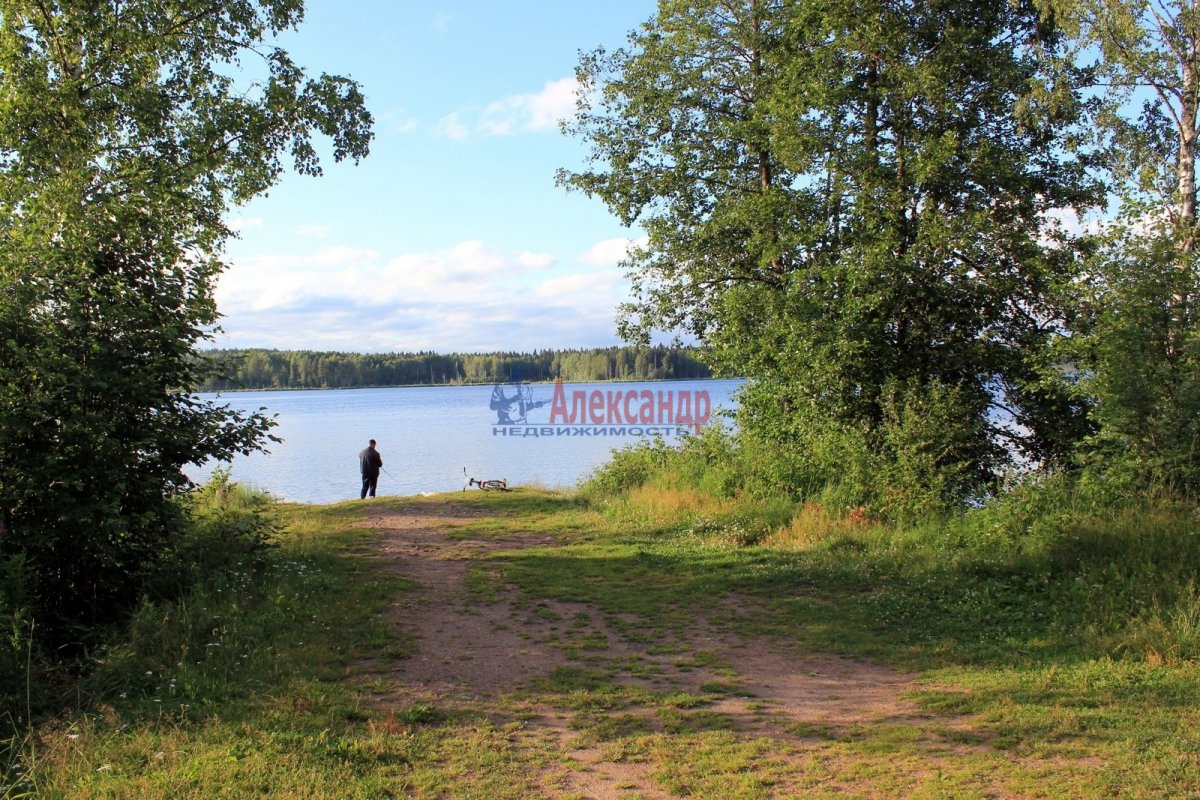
[212,240,625,352]
[379,240,553,290]
[533,271,621,302]
[295,224,332,238]
[377,107,418,135]
[1038,206,1116,248]
[437,77,580,140]
[229,216,264,231]
[579,236,646,266]
[517,251,555,269]
[481,77,578,134]
[434,112,469,141]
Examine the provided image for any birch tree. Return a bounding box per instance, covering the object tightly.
[563,0,1095,511]
[1057,0,1200,488]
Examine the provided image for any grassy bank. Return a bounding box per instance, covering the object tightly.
[456,484,1200,796]
[1,499,412,798]
[5,466,1198,797]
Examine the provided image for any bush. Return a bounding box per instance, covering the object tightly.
[0,470,277,724]
[141,469,277,602]
[583,425,746,500]
[587,379,998,524]
[872,380,999,521]
[583,438,676,496]
[733,379,999,521]
[1075,233,1200,496]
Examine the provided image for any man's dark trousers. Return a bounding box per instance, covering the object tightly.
[361,474,378,499]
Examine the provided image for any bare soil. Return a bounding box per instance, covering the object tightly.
[349,502,974,799]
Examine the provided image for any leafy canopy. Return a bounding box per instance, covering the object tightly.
[562,0,1098,513]
[0,0,372,634]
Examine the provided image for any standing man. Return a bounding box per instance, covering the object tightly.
[359,439,383,499]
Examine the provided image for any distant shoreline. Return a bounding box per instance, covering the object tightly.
[196,376,744,394]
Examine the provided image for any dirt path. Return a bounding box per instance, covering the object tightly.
[350,502,947,799]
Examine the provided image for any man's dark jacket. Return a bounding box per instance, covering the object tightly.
[359,447,382,477]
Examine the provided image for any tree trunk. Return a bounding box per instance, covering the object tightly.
[749,0,782,275]
[1173,47,1198,356]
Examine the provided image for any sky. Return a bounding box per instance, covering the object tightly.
[212,1,659,354]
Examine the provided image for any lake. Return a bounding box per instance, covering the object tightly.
[187,379,744,504]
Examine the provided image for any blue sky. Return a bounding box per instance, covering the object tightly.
[213,1,659,353]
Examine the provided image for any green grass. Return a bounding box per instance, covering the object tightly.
[9,479,1200,798]
[473,485,1200,797]
[4,499,554,799]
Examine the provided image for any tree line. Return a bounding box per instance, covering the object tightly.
[196,346,714,391]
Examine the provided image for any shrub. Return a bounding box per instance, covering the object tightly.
[141,469,277,602]
[0,470,278,723]
[583,438,675,496]
[0,555,38,722]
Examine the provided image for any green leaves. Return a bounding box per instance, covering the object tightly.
[0,0,371,639]
[562,0,1099,512]
[1049,0,1200,491]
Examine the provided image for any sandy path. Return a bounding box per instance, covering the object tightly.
[350,501,938,799]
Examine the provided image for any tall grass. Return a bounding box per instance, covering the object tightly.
[140,467,278,603]
[0,469,286,785]
[0,484,408,798]
[583,433,1200,665]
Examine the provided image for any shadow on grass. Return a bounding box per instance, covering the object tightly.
[489,516,1200,674]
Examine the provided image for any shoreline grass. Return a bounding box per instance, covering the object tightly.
[3,500,416,799]
[5,475,1198,797]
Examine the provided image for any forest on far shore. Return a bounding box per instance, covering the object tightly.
[195,345,715,391]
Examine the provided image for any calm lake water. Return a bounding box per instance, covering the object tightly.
[187,379,743,504]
